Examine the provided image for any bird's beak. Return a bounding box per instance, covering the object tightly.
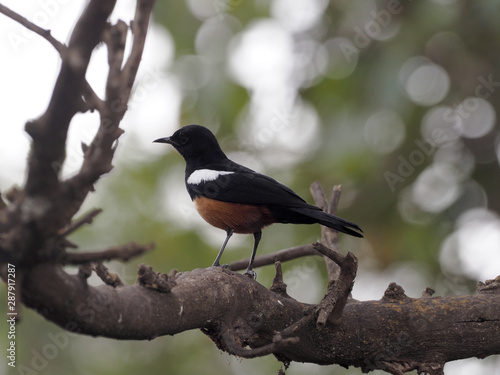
[153,137,173,144]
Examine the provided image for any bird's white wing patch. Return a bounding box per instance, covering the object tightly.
[187,169,234,185]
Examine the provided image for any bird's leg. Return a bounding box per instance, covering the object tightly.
[244,230,262,279]
[212,228,234,267]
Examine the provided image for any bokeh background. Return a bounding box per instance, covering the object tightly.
[1,0,500,374]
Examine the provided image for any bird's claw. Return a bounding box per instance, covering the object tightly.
[212,263,231,270]
[244,270,257,279]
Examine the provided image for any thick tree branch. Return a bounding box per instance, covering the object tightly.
[19,264,500,373]
[1,0,117,268]
[25,0,116,195]
[62,0,155,221]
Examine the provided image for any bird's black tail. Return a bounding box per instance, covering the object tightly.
[289,207,363,238]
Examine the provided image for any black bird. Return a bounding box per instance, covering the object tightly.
[154,125,362,277]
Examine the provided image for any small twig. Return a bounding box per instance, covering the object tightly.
[221,329,299,359]
[422,287,436,297]
[104,20,128,105]
[478,275,500,294]
[57,208,103,237]
[312,242,344,267]
[94,262,124,287]
[0,3,65,53]
[383,282,409,302]
[379,361,415,375]
[0,3,103,113]
[310,183,342,280]
[315,251,358,328]
[310,181,328,210]
[78,263,93,280]
[121,0,156,100]
[328,185,342,218]
[62,242,154,265]
[230,244,318,271]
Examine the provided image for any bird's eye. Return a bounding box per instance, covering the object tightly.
[179,136,188,145]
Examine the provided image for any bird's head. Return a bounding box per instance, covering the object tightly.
[154,125,227,162]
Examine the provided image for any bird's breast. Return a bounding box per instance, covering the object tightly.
[193,196,275,234]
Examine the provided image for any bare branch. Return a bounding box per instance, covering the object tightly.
[62,242,154,265]
[230,244,318,271]
[24,0,116,196]
[478,275,500,293]
[121,0,156,99]
[310,182,342,280]
[312,241,344,266]
[0,3,105,114]
[17,259,500,371]
[221,330,299,359]
[316,251,357,327]
[57,208,103,238]
[0,3,65,53]
[63,0,155,217]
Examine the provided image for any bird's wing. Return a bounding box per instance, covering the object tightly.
[187,163,310,208]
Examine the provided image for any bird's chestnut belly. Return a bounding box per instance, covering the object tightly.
[193,196,274,234]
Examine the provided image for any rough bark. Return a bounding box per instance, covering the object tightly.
[18,262,500,374]
[0,2,500,375]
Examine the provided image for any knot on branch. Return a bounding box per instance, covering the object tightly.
[137,264,176,293]
[369,359,443,375]
[377,360,415,375]
[270,262,289,298]
[94,262,124,287]
[421,287,435,297]
[478,275,500,294]
[383,282,409,301]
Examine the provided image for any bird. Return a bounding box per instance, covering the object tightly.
[154,125,363,278]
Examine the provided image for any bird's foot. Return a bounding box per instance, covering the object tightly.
[244,270,257,279]
[212,262,231,270]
